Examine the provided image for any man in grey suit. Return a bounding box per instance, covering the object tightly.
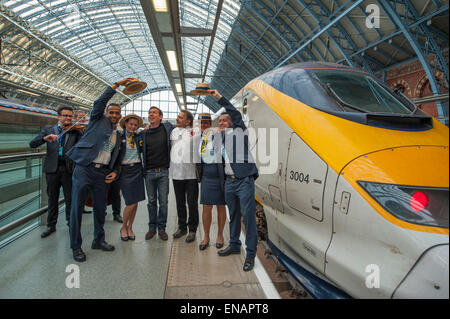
[66,78,132,262]
[29,106,82,238]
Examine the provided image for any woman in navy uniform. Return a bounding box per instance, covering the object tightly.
[118,114,146,241]
[196,113,227,251]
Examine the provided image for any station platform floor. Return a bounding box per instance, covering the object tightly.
[0,186,280,299]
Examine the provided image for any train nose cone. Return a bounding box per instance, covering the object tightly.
[392,244,449,299]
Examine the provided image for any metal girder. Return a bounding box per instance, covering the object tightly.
[378,0,447,122]
[281,0,332,61]
[336,4,449,66]
[249,0,315,61]
[275,0,366,70]
[399,0,449,87]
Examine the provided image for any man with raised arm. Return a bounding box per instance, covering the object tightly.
[67,78,133,262]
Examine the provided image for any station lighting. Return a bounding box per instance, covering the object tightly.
[153,0,168,12]
[166,50,178,71]
[17,88,40,96]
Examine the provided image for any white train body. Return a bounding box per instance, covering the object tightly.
[229,63,449,298]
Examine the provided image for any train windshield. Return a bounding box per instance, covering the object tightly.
[314,71,412,114]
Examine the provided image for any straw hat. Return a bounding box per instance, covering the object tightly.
[198,113,212,121]
[190,83,212,96]
[120,114,143,129]
[122,78,147,95]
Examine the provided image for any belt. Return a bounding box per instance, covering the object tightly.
[226,175,236,179]
[148,167,166,173]
[91,163,107,169]
[123,163,140,167]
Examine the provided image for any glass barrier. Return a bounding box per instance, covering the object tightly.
[0,153,56,248]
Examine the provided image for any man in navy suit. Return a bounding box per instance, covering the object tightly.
[30,106,82,238]
[209,89,259,272]
[67,78,133,262]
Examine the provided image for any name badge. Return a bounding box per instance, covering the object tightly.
[59,146,63,156]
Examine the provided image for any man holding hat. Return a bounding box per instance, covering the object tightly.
[67,78,133,262]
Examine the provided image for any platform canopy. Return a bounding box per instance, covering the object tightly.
[0,0,448,112]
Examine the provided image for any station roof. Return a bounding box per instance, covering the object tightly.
[0,0,448,112]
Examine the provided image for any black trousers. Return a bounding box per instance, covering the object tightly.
[45,163,72,228]
[173,179,199,232]
[110,178,121,216]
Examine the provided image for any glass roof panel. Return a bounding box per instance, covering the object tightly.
[3,0,169,94]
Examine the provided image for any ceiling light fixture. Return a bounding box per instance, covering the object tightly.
[17,88,40,97]
[153,0,168,12]
[167,50,178,71]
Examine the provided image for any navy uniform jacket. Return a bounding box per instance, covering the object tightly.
[66,87,121,174]
[29,125,82,174]
[218,96,258,180]
[141,122,174,172]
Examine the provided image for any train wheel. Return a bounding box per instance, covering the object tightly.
[256,201,268,241]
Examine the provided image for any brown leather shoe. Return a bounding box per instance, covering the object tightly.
[145,229,156,240]
[158,231,168,241]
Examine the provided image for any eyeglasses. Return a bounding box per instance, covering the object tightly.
[59,114,73,117]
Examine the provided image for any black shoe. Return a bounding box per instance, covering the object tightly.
[185,232,196,243]
[113,215,123,223]
[199,241,209,251]
[41,227,56,238]
[173,229,187,238]
[120,230,128,242]
[128,235,136,240]
[218,245,241,256]
[243,257,255,272]
[216,242,224,249]
[73,248,86,262]
[91,241,115,251]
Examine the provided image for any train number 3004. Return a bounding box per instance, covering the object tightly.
[289,171,310,183]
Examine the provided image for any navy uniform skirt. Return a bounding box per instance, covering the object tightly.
[200,163,225,205]
[119,163,146,205]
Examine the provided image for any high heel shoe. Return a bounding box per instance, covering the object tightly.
[120,230,129,241]
[215,242,224,249]
[128,235,136,240]
[199,241,209,251]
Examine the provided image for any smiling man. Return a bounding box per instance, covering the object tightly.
[170,110,199,243]
[142,106,175,241]
[66,77,133,262]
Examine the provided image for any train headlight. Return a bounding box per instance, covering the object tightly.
[358,181,449,228]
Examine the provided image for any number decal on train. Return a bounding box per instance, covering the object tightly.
[289,170,310,184]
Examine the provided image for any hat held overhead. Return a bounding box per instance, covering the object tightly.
[122,78,147,95]
[190,83,212,96]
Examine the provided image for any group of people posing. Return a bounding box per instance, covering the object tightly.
[30,77,259,272]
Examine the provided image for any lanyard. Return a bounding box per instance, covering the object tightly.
[57,125,63,145]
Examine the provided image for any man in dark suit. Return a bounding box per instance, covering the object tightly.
[29,106,82,238]
[66,78,132,262]
[209,89,259,272]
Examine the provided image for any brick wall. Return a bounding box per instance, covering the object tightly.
[384,51,448,118]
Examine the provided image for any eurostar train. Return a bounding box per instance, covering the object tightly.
[229,62,449,299]
[0,99,57,154]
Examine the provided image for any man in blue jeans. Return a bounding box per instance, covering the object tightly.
[142,106,174,241]
[209,89,259,272]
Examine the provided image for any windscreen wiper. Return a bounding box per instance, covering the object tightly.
[325,84,368,113]
[394,88,418,115]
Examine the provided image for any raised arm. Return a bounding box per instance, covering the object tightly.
[208,89,246,130]
[91,78,136,120]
